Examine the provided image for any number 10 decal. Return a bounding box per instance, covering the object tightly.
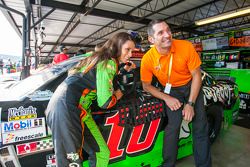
[105,112,161,160]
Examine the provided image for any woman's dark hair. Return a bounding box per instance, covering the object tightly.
[69,32,135,74]
[147,19,166,36]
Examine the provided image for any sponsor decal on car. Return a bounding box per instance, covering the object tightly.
[16,138,53,155]
[239,92,250,110]
[2,118,44,133]
[46,165,56,167]
[28,90,53,101]
[69,163,80,167]
[16,142,37,155]
[105,112,192,161]
[2,118,46,144]
[46,154,56,166]
[203,84,231,105]
[3,131,45,144]
[67,152,80,161]
[67,152,80,167]
[8,106,37,121]
[179,120,191,139]
[105,112,161,160]
[240,99,247,109]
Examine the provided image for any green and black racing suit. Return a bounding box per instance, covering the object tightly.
[46,59,118,167]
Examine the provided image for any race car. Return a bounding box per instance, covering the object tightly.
[0,55,239,167]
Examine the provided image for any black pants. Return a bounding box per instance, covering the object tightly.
[46,83,110,167]
[162,82,211,167]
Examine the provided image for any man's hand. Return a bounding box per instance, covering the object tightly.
[164,95,182,111]
[182,104,195,122]
[142,81,182,111]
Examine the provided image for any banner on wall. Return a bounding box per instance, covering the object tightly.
[189,33,228,51]
[229,29,250,47]
[202,36,229,51]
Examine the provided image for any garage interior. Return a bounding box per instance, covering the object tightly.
[1,0,250,64]
[0,0,250,166]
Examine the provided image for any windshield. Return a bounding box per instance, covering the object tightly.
[0,56,85,101]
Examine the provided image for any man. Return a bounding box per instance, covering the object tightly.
[140,19,211,167]
[0,59,3,74]
[6,59,12,73]
[52,45,69,64]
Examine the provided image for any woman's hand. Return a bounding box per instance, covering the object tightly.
[115,60,136,96]
[123,61,136,72]
[114,89,123,100]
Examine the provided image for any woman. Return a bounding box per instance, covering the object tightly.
[45,32,136,167]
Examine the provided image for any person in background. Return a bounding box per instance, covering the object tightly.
[52,45,69,65]
[140,19,211,167]
[0,59,3,74]
[45,32,136,167]
[16,61,21,72]
[6,59,12,73]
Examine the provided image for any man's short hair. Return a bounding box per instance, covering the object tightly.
[147,19,166,36]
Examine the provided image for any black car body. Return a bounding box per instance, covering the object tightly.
[0,55,239,166]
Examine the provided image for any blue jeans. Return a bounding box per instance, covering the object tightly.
[162,82,211,167]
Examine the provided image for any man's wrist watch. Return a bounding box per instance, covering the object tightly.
[187,101,195,107]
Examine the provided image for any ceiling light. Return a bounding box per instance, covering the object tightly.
[195,6,250,26]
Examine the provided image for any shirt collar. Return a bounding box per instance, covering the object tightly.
[170,39,176,53]
[152,39,176,56]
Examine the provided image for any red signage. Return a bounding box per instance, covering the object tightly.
[229,36,250,47]
[16,142,37,155]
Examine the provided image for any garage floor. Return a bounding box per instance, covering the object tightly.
[176,125,250,167]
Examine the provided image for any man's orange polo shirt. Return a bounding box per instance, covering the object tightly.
[140,39,201,87]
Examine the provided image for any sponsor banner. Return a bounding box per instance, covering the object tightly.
[229,29,250,47]
[202,38,217,50]
[2,118,45,133]
[2,125,46,144]
[229,36,250,47]
[8,106,37,121]
[16,138,53,155]
[216,36,229,49]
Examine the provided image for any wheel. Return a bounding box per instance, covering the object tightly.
[206,104,223,144]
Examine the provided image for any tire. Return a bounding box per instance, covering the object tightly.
[206,104,223,144]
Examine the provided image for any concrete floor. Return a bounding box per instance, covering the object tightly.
[176,125,250,167]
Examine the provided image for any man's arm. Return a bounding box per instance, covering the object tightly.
[182,67,202,122]
[189,67,202,103]
[142,81,182,111]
